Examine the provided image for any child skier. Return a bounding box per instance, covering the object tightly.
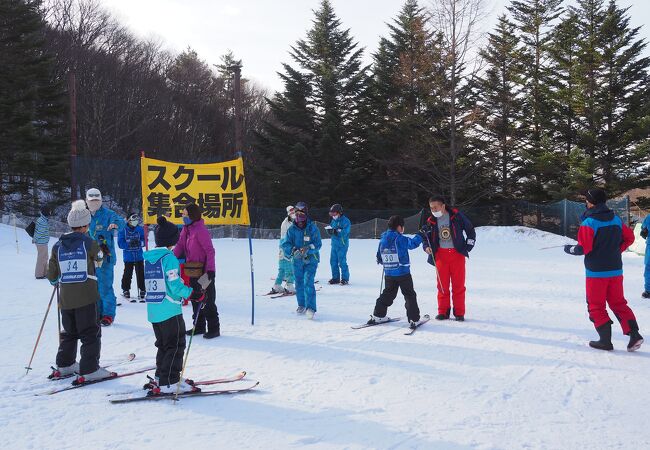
[142,216,205,394]
[327,203,351,285]
[117,213,145,302]
[564,188,643,351]
[282,202,322,319]
[47,200,112,383]
[269,205,296,295]
[369,215,426,329]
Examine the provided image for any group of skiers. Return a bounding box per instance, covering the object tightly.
[36,186,649,395]
[44,189,218,394]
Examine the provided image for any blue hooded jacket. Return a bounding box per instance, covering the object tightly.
[89,206,125,264]
[117,225,145,262]
[329,215,351,249]
[282,219,322,263]
[376,230,423,277]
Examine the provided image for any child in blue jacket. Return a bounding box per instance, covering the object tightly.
[118,213,145,302]
[142,216,202,395]
[369,215,426,329]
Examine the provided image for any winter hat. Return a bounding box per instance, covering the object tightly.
[67,200,91,228]
[329,204,343,215]
[155,216,180,247]
[40,206,50,217]
[286,205,295,214]
[584,188,607,205]
[185,203,202,222]
[295,201,308,214]
[86,188,102,202]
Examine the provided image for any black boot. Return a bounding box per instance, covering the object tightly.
[435,308,451,321]
[589,322,614,351]
[627,320,644,352]
[642,291,650,299]
[328,278,340,285]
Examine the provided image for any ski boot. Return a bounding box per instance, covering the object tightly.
[48,362,79,379]
[306,308,315,320]
[285,283,296,294]
[267,284,283,295]
[340,280,349,285]
[296,306,306,315]
[367,315,390,325]
[328,278,340,285]
[75,367,115,384]
[143,375,159,391]
[139,290,146,303]
[642,291,650,299]
[435,308,451,321]
[157,379,200,395]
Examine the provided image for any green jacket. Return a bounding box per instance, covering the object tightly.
[48,232,102,310]
[143,248,193,323]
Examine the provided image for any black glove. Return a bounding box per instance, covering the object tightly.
[466,238,475,253]
[207,270,215,281]
[376,256,382,265]
[564,245,584,255]
[427,254,435,266]
[641,228,648,239]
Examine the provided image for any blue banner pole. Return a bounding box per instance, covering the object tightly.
[248,225,255,325]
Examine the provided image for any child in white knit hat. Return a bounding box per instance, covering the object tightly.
[47,200,112,384]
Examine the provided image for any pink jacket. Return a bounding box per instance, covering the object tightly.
[173,219,216,273]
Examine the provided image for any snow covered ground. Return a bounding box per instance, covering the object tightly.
[1,224,648,450]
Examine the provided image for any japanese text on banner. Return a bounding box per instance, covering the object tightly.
[141,156,250,225]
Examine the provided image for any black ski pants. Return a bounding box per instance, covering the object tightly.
[153,314,186,386]
[189,278,219,334]
[56,302,101,375]
[374,274,421,323]
[121,261,145,294]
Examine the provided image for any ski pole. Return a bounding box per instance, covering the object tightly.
[25,284,57,375]
[56,284,62,343]
[175,273,212,401]
[175,298,206,402]
[538,244,570,251]
[422,231,444,295]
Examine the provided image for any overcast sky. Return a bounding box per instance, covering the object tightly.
[101,0,650,93]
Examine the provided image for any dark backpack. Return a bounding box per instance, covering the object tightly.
[25,221,36,238]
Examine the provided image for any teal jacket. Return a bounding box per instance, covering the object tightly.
[329,215,351,249]
[282,219,322,263]
[143,248,193,323]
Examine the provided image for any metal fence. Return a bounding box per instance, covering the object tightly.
[2,197,635,241]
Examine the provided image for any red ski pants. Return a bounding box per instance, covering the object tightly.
[586,276,636,335]
[434,248,466,316]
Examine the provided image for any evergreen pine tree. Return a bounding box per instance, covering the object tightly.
[477,14,525,217]
[507,0,564,201]
[255,0,369,206]
[368,0,444,207]
[0,0,68,213]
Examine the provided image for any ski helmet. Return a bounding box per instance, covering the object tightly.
[128,213,140,226]
[329,204,343,215]
[86,188,102,202]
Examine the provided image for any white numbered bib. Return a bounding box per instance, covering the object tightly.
[59,243,89,283]
[144,259,167,303]
[380,246,399,270]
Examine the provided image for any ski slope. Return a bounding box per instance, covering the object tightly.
[1,224,648,450]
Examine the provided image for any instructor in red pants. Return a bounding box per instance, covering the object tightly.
[564,188,643,351]
[422,196,476,321]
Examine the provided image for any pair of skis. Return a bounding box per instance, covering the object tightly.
[108,370,257,404]
[351,314,430,335]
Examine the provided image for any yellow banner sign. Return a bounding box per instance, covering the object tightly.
[141,156,250,225]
